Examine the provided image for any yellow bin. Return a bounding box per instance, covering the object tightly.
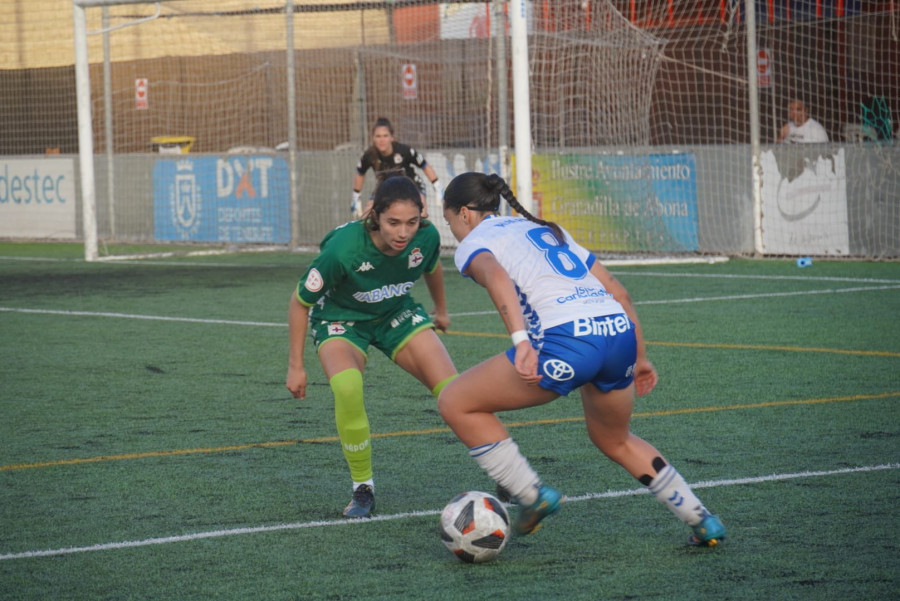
[151,136,195,154]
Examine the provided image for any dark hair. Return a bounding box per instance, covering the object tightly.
[365,117,396,175]
[443,172,564,243]
[372,117,394,135]
[365,175,427,231]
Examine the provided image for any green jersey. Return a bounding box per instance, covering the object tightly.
[296,219,441,322]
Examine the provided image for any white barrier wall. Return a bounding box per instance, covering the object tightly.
[2,144,897,258]
[0,158,77,239]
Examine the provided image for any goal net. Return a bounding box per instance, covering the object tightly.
[65,0,516,258]
[5,1,899,259]
[525,1,899,258]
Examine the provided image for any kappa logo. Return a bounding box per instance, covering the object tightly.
[408,247,424,268]
[356,261,375,272]
[411,314,425,325]
[543,359,575,381]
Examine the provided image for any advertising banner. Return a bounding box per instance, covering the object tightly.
[531,153,699,252]
[0,159,76,239]
[153,156,290,243]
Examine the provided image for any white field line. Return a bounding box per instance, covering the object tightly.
[633,284,900,305]
[1,463,896,562]
[615,271,900,285]
[2,283,899,325]
[0,306,283,327]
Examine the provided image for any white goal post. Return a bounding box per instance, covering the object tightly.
[73,0,300,261]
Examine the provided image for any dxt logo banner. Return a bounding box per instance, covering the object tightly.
[153,156,290,243]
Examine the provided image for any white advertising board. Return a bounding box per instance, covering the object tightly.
[0,159,77,239]
[760,148,849,255]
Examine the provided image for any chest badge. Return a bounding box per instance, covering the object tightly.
[408,247,424,268]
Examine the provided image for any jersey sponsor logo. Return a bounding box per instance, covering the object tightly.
[304,268,324,292]
[327,322,347,336]
[556,286,610,304]
[408,247,424,268]
[356,261,375,272]
[543,359,575,381]
[573,315,631,337]
[353,281,414,303]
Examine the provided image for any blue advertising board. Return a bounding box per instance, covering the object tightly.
[153,156,290,243]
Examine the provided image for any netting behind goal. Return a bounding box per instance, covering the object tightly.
[526,1,899,258]
[4,1,898,259]
[64,0,512,257]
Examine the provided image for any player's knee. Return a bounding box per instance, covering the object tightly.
[436,385,460,423]
[330,368,364,414]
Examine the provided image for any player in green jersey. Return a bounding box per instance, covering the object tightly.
[286,175,458,518]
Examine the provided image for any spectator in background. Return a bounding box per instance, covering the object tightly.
[778,99,829,143]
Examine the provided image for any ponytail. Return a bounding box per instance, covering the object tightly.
[484,174,565,244]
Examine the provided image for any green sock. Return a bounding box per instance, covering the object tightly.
[431,374,458,398]
[330,368,371,483]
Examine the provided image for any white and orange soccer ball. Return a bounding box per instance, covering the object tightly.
[439,491,510,563]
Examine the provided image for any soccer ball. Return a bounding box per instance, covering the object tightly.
[439,491,510,563]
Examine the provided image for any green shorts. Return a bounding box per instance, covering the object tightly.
[310,299,434,361]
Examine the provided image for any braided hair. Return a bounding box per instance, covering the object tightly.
[443,172,564,243]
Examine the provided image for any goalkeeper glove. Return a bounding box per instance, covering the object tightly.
[431,179,443,202]
[350,191,362,218]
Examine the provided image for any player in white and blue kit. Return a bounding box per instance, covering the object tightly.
[438,172,726,546]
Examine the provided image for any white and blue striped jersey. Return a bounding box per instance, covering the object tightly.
[453,216,626,337]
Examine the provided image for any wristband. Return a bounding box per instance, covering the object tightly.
[510,330,529,346]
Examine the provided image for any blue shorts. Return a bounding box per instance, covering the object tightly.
[504,314,637,396]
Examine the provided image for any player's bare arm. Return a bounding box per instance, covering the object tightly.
[286,293,311,399]
[465,252,541,383]
[423,262,450,332]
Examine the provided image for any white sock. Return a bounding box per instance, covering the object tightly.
[469,438,541,506]
[352,479,374,493]
[647,465,708,526]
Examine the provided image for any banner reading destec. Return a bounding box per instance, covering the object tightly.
[0,159,76,239]
[529,153,699,252]
[153,156,290,243]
